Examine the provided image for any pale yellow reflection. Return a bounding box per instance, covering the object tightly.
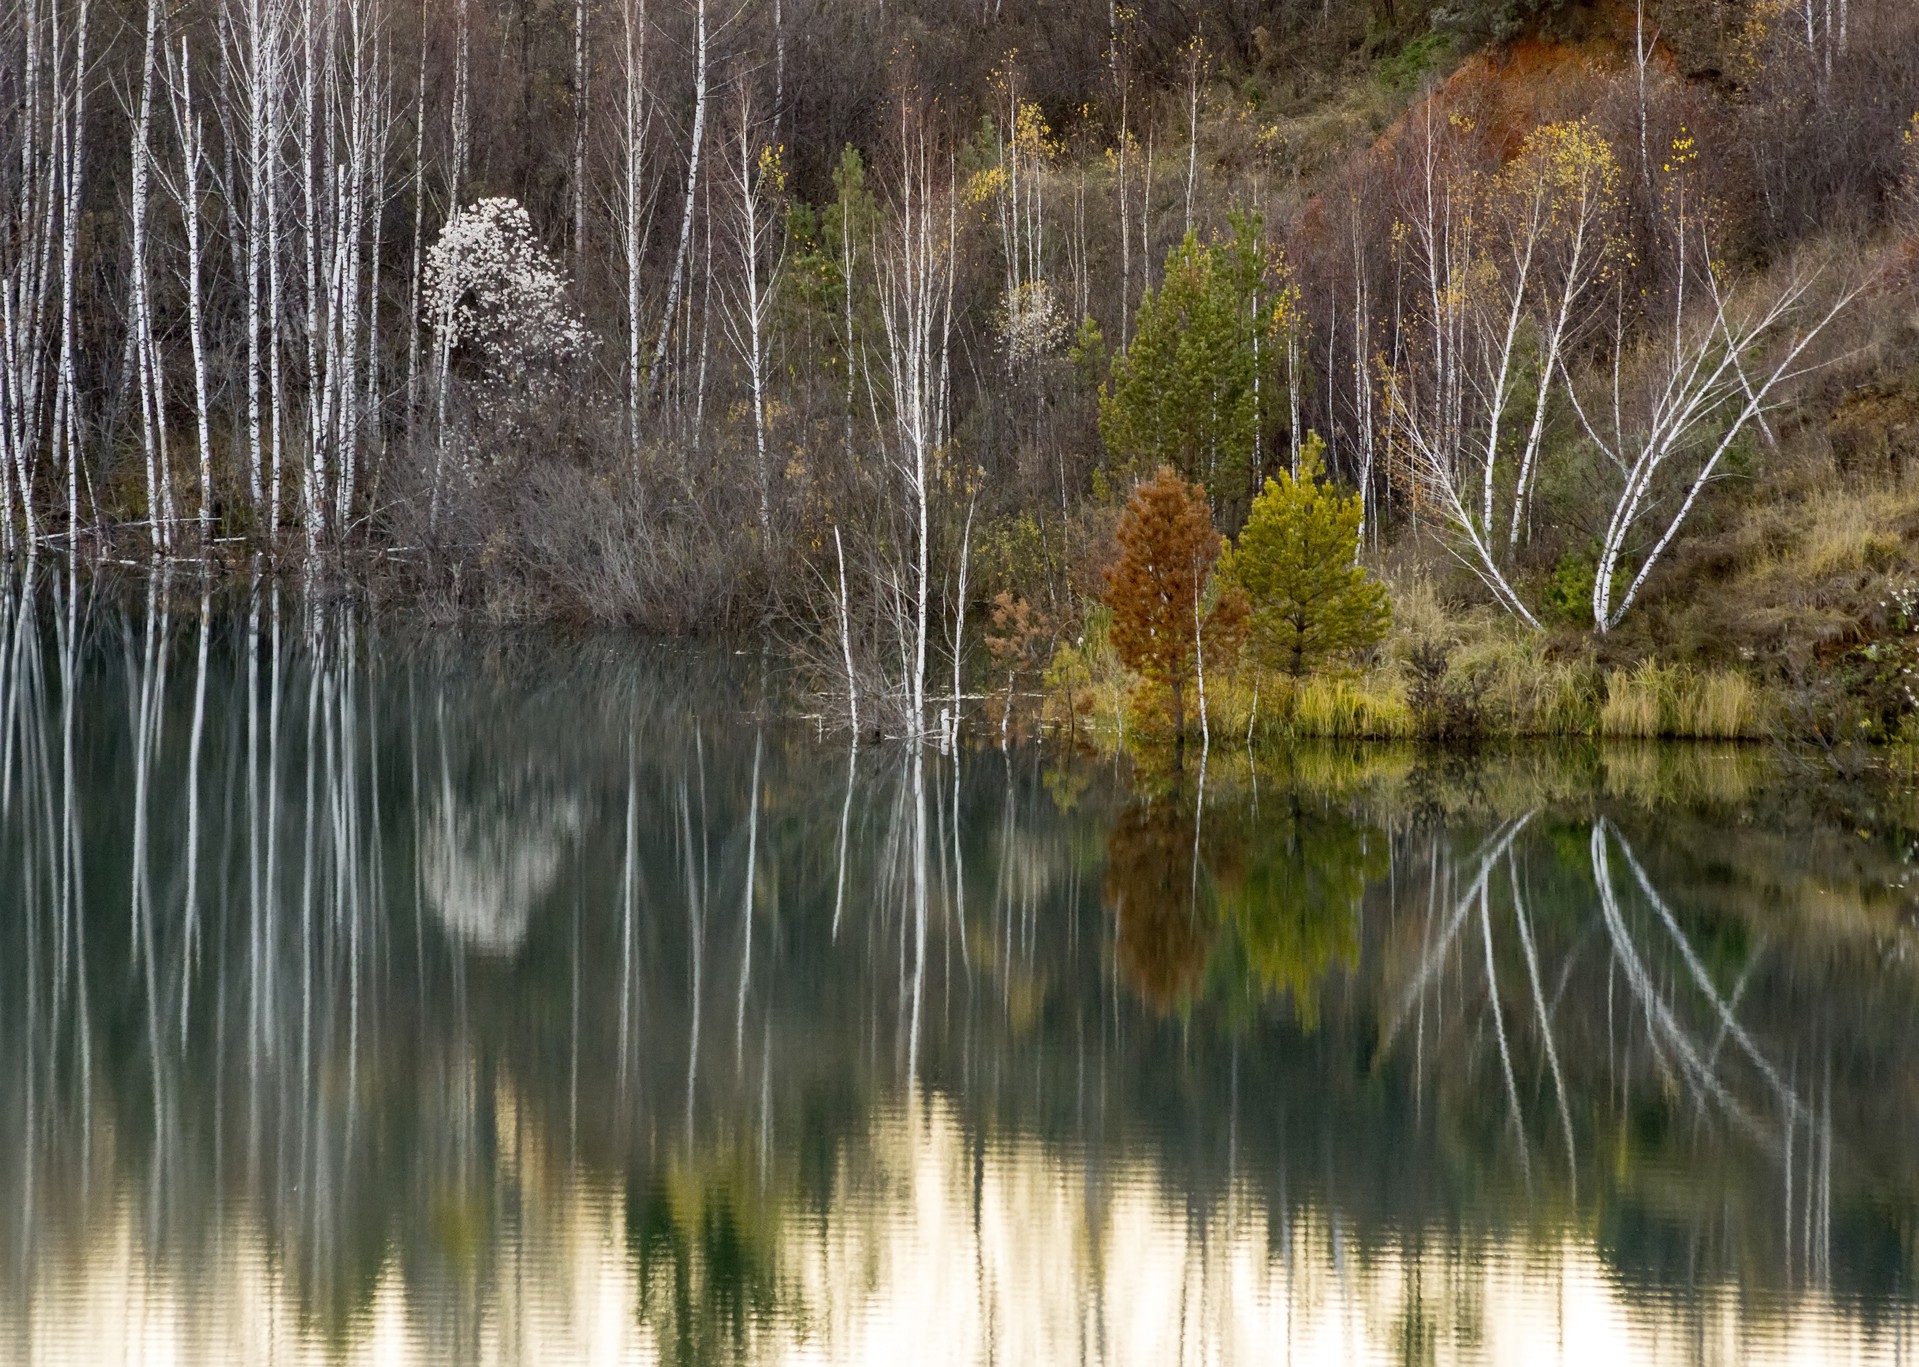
[9,1088,1915,1366]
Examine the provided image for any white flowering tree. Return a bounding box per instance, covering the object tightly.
[425,198,592,517]
[999,279,1070,366]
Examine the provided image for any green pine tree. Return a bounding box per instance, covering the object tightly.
[1231,433,1390,680]
[1098,217,1272,502]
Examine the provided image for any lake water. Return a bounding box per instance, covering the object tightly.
[3,569,1919,1366]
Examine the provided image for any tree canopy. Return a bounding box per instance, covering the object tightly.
[1231,433,1390,680]
[1099,218,1279,503]
[1102,466,1247,746]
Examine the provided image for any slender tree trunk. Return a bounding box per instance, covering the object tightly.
[266,21,288,542]
[452,0,470,197]
[129,0,167,551]
[874,105,952,739]
[694,182,712,449]
[649,0,707,395]
[841,176,856,460]
[404,0,427,442]
[301,0,324,549]
[175,39,216,539]
[621,0,649,452]
[723,86,776,539]
[1183,43,1201,234]
[835,524,858,733]
[55,0,92,544]
[429,0,471,533]
[573,0,589,265]
[1192,569,1208,751]
[244,0,270,524]
[1116,90,1130,345]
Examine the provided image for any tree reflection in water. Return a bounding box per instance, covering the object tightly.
[1214,793,1382,1029]
[0,568,1915,1364]
[1102,793,1215,1013]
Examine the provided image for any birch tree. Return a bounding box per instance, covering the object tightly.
[1570,152,1858,632]
[617,0,652,452]
[128,0,173,550]
[51,0,92,543]
[873,99,957,739]
[988,67,1059,371]
[1385,115,1622,627]
[167,36,216,536]
[236,0,285,525]
[572,0,590,266]
[1500,122,1621,549]
[648,0,708,396]
[0,0,88,553]
[719,81,784,539]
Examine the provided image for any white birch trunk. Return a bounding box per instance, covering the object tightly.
[172,38,217,538]
[720,85,779,539]
[873,103,954,739]
[54,0,92,544]
[243,0,272,523]
[573,0,590,266]
[265,21,288,541]
[404,1,427,438]
[835,524,858,734]
[648,0,706,396]
[129,0,168,551]
[622,0,649,452]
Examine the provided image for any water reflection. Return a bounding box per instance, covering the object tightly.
[1104,793,1217,1012]
[3,567,1919,1365]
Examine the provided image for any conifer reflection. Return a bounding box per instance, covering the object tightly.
[629,1154,786,1367]
[1102,793,1217,1013]
[1215,795,1383,1029]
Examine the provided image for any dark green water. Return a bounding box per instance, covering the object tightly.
[4,569,1919,1365]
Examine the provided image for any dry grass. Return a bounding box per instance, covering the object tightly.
[1795,490,1904,579]
[1599,664,1764,740]
[1599,662,1672,738]
[1684,670,1762,740]
[1048,571,1773,753]
[1654,467,1919,664]
[1292,675,1415,739]
[1059,653,1763,749]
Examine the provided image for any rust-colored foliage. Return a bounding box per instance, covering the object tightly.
[1101,466,1246,744]
[983,591,1054,737]
[1103,798,1214,1014]
[984,590,1050,681]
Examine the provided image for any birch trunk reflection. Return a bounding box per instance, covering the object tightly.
[0,578,1904,1362]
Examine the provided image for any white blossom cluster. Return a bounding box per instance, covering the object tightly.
[425,197,591,403]
[1884,583,1919,713]
[998,279,1070,366]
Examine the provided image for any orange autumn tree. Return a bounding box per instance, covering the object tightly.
[1101,466,1247,751]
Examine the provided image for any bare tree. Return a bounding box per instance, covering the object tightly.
[1387,116,1623,626]
[719,78,783,539]
[1,0,89,552]
[167,36,216,536]
[618,0,653,453]
[128,0,173,550]
[649,0,709,397]
[873,97,957,738]
[1571,245,1858,632]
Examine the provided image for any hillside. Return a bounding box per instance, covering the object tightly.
[0,0,1916,746]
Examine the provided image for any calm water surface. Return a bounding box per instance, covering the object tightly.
[4,571,1919,1366]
